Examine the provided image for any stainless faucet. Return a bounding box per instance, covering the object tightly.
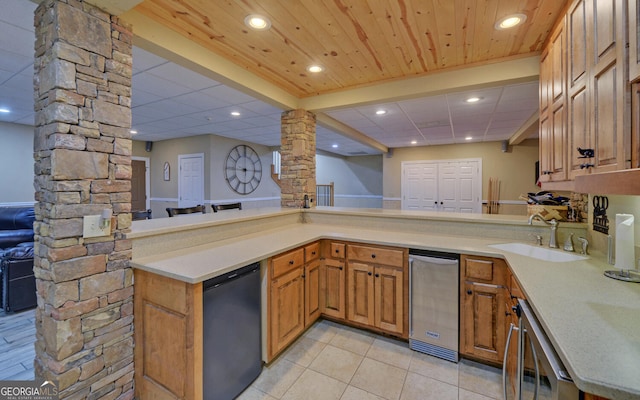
[528,213,559,248]
[563,233,574,252]
[577,237,589,255]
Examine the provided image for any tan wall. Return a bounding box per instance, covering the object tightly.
[0,122,35,204]
[383,139,541,215]
[133,135,281,217]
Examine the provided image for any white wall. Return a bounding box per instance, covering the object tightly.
[0,122,34,205]
[316,152,383,208]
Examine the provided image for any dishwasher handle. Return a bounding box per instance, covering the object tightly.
[203,262,260,290]
[409,254,459,266]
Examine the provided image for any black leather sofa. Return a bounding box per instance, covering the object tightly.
[0,206,36,312]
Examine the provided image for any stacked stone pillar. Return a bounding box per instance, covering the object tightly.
[280,109,317,207]
[33,1,134,399]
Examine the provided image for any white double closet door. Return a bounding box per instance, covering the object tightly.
[401,159,482,213]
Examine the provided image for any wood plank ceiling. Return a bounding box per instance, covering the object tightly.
[134,0,568,98]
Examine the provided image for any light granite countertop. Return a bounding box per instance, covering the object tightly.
[129,209,639,399]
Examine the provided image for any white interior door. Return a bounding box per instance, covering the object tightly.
[178,153,204,207]
[402,159,481,213]
[402,162,438,210]
[438,160,481,213]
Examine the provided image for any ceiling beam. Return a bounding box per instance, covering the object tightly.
[509,111,539,145]
[299,55,540,112]
[316,114,389,154]
[85,0,144,15]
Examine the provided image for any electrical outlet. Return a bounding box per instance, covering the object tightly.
[83,215,111,238]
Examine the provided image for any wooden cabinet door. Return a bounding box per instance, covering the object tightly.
[568,0,592,179]
[320,258,346,319]
[550,20,568,181]
[630,0,640,82]
[373,265,403,335]
[590,0,630,173]
[539,19,568,183]
[305,259,321,327]
[270,267,305,358]
[347,262,374,326]
[632,82,640,168]
[460,281,506,363]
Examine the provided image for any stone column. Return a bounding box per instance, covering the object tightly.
[33,1,134,399]
[280,109,317,208]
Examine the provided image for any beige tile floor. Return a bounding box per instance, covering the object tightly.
[239,320,503,400]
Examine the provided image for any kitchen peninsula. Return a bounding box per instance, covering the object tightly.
[128,208,640,400]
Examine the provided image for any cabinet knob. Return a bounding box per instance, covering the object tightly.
[375,273,379,278]
[371,254,376,259]
[339,266,343,270]
[467,290,472,295]
[301,274,305,278]
[335,249,339,253]
[368,272,372,276]
[312,251,316,255]
[289,260,294,265]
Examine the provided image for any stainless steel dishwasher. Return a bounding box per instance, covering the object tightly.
[409,249,460,362]
[203,262,262,400]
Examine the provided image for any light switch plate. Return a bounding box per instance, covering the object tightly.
[83,215,111,238]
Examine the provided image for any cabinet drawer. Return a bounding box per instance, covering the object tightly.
[347,245,404,266]
[271,248,304,278]
[305,242,320,262]
[330,242,345,259]
[462,255,506,285]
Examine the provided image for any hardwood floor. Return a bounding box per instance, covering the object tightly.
[0,308,36,380]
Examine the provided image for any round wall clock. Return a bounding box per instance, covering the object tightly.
[224,144,262,194]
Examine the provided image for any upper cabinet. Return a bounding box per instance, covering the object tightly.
[541,0,635,191]
[539,20,568,184]
[629,0,640,82]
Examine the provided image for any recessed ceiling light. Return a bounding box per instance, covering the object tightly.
[0,108,10,113]
[129,129,138,134]
[244,14,271,30]
[411,140,417,145]
[376,110,387,115]
[230,111,241,116]
[332,144,338,148]
[465,136,473,141]
[495,14,527,30]
[307,65,324,73]
[466,97,481,103]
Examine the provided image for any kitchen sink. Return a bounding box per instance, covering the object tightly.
[488,243,588,262]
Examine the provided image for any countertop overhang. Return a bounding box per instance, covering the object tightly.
[128,207,639,399]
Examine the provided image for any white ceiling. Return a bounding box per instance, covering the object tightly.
[0,0,538,157]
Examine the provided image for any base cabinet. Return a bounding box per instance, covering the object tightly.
[320,258,346,319]
[269,266,305,358]
[267,242,321,361]
[346,244,406,336]
[134,270,203,400]
[459,255,507,364]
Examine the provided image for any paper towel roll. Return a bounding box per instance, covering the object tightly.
[614,214,635,270]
